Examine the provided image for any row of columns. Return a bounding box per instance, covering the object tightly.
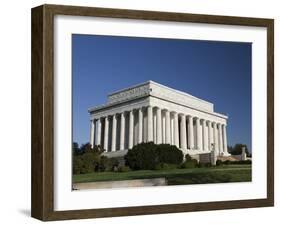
[90,106,228,155]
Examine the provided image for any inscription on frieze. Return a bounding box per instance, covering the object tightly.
[108,84,150,104]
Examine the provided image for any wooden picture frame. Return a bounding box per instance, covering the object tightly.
[31,4,274,221]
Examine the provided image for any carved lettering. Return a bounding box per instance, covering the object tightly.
[108,85,150,103]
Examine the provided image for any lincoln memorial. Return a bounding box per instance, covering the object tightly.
[88,81,230,158]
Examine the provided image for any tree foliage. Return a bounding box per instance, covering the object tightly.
[72,143,109,174]
[124,142,183,170]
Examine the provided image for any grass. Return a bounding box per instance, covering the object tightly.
[73,164,252,185]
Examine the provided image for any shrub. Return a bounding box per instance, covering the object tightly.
[73,157,83,174]
[125,142,183,170]
[180,159,198,169]
[100,157,120,172]
[117,166,130,172]
[184,154,193,162]
[155,163,178,170]
[156,144,183,165]
[215,159,252,166]
[78,152,100,173]
[198,162,212,168]
[72,145,109,174]
[224,160,231,165]
[230,160,252,165]
[125,142,159,170]
[216,159,223,166]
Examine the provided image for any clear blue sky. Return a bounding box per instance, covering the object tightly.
[72,34,252,151]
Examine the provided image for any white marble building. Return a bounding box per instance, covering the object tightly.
[88,81,230,158]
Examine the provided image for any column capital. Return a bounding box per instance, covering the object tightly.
[123,110,132,116]
[129,108,136,114]
[179,113,185,117]
[111,113,117,117]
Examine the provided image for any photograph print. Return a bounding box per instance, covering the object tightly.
[72,34,252,190]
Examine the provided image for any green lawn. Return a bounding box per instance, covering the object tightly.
[73,164,252,185]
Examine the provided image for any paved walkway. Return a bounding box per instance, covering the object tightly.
[73,178,167,190]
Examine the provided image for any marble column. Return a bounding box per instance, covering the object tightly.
[213,122,218,153]
[138,108,143,144]
[218,123,223,155]
[153,113,157,142]
[196,118,202,150]
[207,121,212,151]
[111,114,117,151]
[174,113,179,148]
[180,114,187,150]
[171,117,174,145]
[90,119,95,148]
[202,119,208,151]
[156,107,162,144]
[188,116,194,149]
[104,116,109,151]
[128,110,134,149]
[96,118,101,146]
[147,106,153,142]
[162,115,166,143]
[165,110,171,144]
[119,112,125,150]
[222,124,228,153]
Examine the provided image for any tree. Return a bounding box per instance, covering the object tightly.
[72,142,81,156]
[80,143,92,153]
[72,143,107,174]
